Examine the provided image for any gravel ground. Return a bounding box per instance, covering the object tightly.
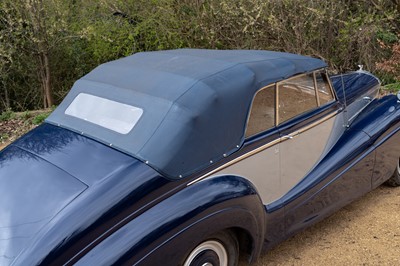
[241,185,400,266]
[0,143,8,150]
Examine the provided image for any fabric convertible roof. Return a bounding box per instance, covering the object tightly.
[47,49,326,178]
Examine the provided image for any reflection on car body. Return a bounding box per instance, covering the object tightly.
[1,49,399,266]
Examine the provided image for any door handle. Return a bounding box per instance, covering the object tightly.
[282,135,294,140]
[281,131,300,141]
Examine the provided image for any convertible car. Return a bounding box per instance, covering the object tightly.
[1,49,399,266]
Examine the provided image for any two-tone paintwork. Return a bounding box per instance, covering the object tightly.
[0,70,399,265]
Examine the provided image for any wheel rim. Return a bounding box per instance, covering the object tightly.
[184,240,228,266]
[397,158,400,174]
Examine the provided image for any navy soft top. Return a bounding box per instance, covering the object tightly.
[47,49,326,178]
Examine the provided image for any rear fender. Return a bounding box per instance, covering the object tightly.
[75,175,266,265]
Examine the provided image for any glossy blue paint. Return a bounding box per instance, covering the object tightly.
[0,145,86,265]
[331,72,379,104]
[0,124,180,265]
[0,59,399,265]
[350,96,400,188]
[74,175,265,265]
[267,127,373,212]
[263,94,400,249]
[282,129,374,236]
[12,123,136,186]
[1,124,265,265]
[351,95,400,140]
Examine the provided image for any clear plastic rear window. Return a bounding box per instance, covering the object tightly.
[65,93,143,134]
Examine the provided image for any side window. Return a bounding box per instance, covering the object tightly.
[245,85,275,138]
[278,73,317,123]
[315,71,334,105]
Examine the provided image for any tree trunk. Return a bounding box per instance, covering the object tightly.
[42,51,53,108]
[2,84,10,110]
[28,0,54,108]
[37,51,53,108]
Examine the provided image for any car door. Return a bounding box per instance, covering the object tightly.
[213,84,281,205]
[276,71,374,236]
[277,71,337,197]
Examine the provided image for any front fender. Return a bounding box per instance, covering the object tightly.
[351,94,400,187]
[351,94,400,141]
[75,175,266,265]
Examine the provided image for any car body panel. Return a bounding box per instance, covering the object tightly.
[282,129,374,237]
[206,112,338,205]
[210,131,281,204]
[279,112,336,195]
[267,94,400,248]
[75,176,265,266]
[331,71,380,105]
[0,50,399,265]
[11,123,135,186]
[3,125,175,265]
[351,96,400,188]
[0,145,87,265]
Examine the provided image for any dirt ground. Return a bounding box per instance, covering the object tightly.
[1,145,399,265]
[240,185,400,266]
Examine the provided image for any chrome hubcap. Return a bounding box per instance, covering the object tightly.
[184,240,228,266]
[397,159,400,174]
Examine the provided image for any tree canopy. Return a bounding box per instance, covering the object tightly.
[0,0,399,112]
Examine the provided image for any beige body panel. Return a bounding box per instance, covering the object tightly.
[203,115,337,204]
[213,143,280,204]
[279,116,336,193]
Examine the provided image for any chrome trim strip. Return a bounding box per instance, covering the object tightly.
[298,110,338,134]
[313,72,321,106]
[289,110,339,137]
[325,69,338,101]
[279,110,337,144]
[188,110,339,186]
[275,82,279,125]
[187,138,281,186]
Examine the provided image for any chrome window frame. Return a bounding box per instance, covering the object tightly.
[314,69,336,106]
[188,110,338,186]
[313,72,321,106]
[244,83,276,138]
[191,69,339,186]
[244,68,337,138]
[276,72,319,125]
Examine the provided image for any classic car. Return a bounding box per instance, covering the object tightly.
[1,49,399,266]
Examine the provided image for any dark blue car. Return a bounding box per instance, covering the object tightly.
[1,49,399,266]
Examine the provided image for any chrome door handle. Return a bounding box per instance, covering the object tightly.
[282,131,300,140]
[363,96,371,101]
[282,135,294,140]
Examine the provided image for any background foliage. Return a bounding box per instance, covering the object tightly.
[0,0,399,112]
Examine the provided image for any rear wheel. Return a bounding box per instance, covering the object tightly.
[386,158,400,187]
[183,231,239,266]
